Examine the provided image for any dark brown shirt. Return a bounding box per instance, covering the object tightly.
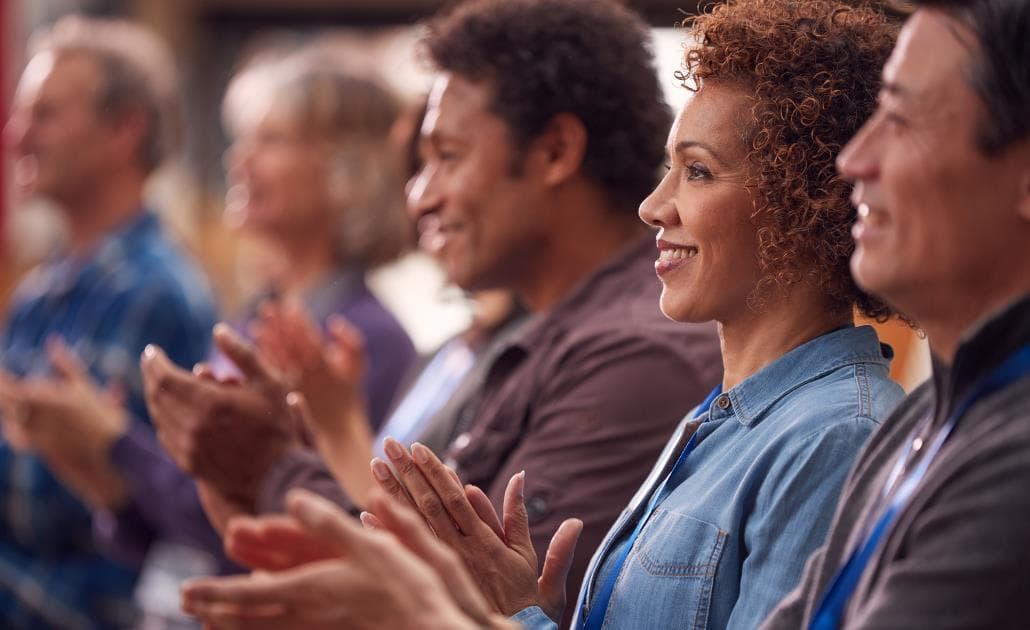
[762,294,1030,629]
[259,236,722,624]
[448,236,721,622]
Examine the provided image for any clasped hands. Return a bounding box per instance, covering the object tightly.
[141,300,368,530]
[0,337,130,508]
[183,438,583,628]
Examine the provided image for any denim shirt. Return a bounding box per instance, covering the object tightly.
[514,325,903,630]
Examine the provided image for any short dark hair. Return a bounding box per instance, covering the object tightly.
[906,0,1029,155]
[421,0,671,213]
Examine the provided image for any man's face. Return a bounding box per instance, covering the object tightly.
[5,52,115,207]
[838,10,1030,313]
[407,73,549,291]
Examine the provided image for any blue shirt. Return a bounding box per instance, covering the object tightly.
[515,325,904,630]
[0,211,216,629]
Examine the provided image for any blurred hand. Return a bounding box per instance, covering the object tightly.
[183,489,514,630]
[0,338,129,508]
[140,323,298,509]
[369,439,583,621]
[251,301,367,444]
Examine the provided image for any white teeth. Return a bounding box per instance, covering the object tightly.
[658,247,698,261]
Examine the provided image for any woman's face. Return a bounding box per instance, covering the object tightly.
[639,82,762,324]
[224,101,332,239]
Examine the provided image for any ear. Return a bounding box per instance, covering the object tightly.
[530,113,587,188]
[107,107,150,169]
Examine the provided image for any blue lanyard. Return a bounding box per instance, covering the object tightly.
[581,385,723,630]
[809,343,1030,630]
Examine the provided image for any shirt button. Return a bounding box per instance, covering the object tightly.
[716,394,731,410]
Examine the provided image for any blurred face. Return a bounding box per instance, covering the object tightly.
[407,73,548,291]
[838,10,1030,311]
[224,101,332,239]
[5,52,115,207]
[639,83,761,323]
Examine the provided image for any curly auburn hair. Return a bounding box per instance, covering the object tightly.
[682,0,898,320]
[421,0,671,214]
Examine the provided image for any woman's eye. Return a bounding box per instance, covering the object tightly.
[686,164,711,180]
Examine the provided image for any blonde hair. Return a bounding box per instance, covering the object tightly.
[223,47,411,267]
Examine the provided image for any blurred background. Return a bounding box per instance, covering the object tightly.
[0,0,929,387]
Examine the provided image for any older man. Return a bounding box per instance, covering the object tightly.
[142,0,721,619]
[762,0,1030,627]
[0,16,215,629]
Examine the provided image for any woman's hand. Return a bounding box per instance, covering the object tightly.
[183,489,513,630]
[251,300,367,444]
[369,438,583,621]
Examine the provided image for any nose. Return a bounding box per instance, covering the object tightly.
[406,161,442,221]
[837,116,879,183]
[639,170,680,228]
[4,109,30,154]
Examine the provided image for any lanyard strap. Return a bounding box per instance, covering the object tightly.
[809,343,1030,630]
[581,385,723,630]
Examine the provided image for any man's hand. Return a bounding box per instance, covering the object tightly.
[140,323,298,509]
[370,438,583,621]
[0,338,130,508]
[182,489,514,630]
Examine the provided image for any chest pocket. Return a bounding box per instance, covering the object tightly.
[604,508,727,630]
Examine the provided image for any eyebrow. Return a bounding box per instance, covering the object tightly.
[672,140,727,165]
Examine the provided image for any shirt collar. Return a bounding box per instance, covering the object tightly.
[932,293,1030,417]
[43,210,157,298]
[717,325,892,427]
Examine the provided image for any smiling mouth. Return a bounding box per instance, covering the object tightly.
[658,246,698,261]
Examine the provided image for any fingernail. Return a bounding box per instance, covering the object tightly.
[517,470,526,499]
[286,391,300,406]
[383,438,404,461]
[142,345,156,360]
[411,442,429,464]
[359,511,376,529]
[371,458,391,481]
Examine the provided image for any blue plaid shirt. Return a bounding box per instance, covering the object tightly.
[0,211,216,629]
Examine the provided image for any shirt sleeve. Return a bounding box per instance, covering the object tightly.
[510,605,558,630]
[727,417,877,630]
[98,422,229,571]
[256,446,357,515]
[481,331,716,627]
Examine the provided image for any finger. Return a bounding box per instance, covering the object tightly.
[370,456,418,511]
[227,515,337,570]
[211,323,272,383]
[183,573,292,609]
[45,337,88,383]
[464,484,504,540]
[502,471,534,557]
[286,392,315,438]
[409,442,487,537]
[285,489,367,557]
[282,301,323,367]
[538,518,583,617]
[326,315,366,377]
[186,604,288,630]
[382,438,461,542]
[141,345,198,399]
[359,511,383,530]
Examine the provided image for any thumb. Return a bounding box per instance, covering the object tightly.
[46,337,87,383]
[211,323,271,382]
[538,518,583,622]
[501,471,534,559]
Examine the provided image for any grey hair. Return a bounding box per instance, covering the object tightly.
[30,14,180,174]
